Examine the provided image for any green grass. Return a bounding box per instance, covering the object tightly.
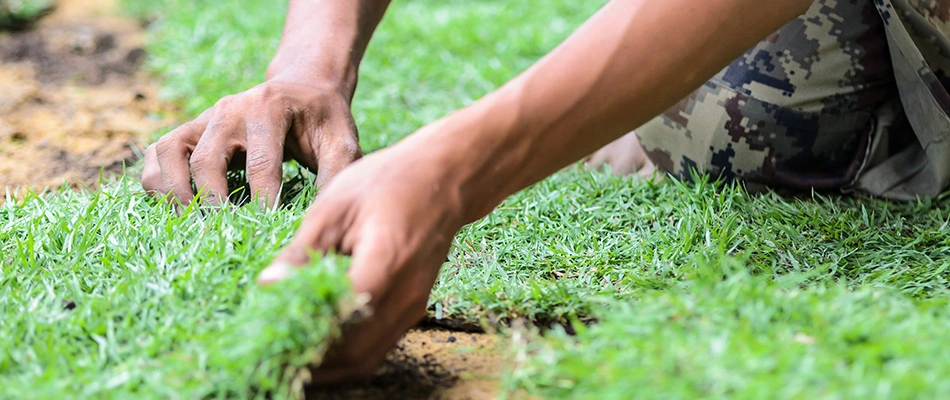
[127,0,604,150]
[437,172,950,325]
[0,180,352,398]
[511,261,950,399]
[1,0,949,398]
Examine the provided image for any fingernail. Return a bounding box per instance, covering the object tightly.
[257,261,293,285]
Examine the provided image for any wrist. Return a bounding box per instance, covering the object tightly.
[266,0,387,102]
[401,92,536,225]
[267,62,359,102]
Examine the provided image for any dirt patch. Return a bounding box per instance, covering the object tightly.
[308,328,505,400]
[0,0,171,194]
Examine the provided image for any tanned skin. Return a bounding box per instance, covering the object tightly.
[142,1,391,207]
[144,0,815,384]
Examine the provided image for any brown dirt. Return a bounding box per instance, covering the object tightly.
[308,328,507,400]
[0,0,171,195]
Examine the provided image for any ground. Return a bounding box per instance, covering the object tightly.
[0,1,505,398]
[309,328,502,399]
[0,0,169,194]
[2,0,950,399]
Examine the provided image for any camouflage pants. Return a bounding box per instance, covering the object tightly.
[636,0,948,197]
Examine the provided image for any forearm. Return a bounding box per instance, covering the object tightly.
[266,0,391,101]
[418,0,813,222]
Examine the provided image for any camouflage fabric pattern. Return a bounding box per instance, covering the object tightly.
[637,0,950,198]
[852,0,950,199]
[900,0,950,78]
[637,0,894,191]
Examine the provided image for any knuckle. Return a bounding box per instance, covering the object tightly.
[154,135,179,157]
[155,125,199,156]
[245,149,276,177]
[141,165,161,189]
[331,138,361,161]
[188,149,217,174]
[213,95,236,109]
[255,84,279,102]
[312,90,334,105]
[342,139,362,159]
[276,246,309,266]
[144,143,158,159]
[179,120,204,134]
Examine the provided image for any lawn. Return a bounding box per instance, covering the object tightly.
[1,180,354,398]
[2,0,949,398]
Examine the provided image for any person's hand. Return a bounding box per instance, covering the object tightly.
[255,134,466,382]
[141,76,361,207]
[586,131,658,179]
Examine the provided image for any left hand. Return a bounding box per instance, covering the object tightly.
[585,131,657,178]
[140,76,361,208]
[256,135,466,383]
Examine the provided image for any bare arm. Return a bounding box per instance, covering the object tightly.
[266,0,391,100]
[261,0,815,383]
[423,0,815,221]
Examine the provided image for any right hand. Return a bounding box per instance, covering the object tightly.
[141,77,362,208]
[256,126,468,383]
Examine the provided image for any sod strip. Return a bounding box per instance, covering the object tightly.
[0,178,351,399]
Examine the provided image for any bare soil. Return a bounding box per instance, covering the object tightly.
[0,0,170,194]
[309,328,505,400]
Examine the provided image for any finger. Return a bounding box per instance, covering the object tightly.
[586,147,608,168]
[347,229,395,296]
[245,116,287,209]
[611,153,636,175]
[314,119,361,189]
[156,122,204,206]
[257,202,348,285]
[256,260,296,286]
[638,161,658,180]
[141,144,162,193]
[190,117,242,206]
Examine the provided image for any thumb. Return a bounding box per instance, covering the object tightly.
[256,262,293,286]
[141,144,162,193]
[314,120,361,189]
[256,247,307,286]
[257,210,343,286]
[256,175,360,284]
